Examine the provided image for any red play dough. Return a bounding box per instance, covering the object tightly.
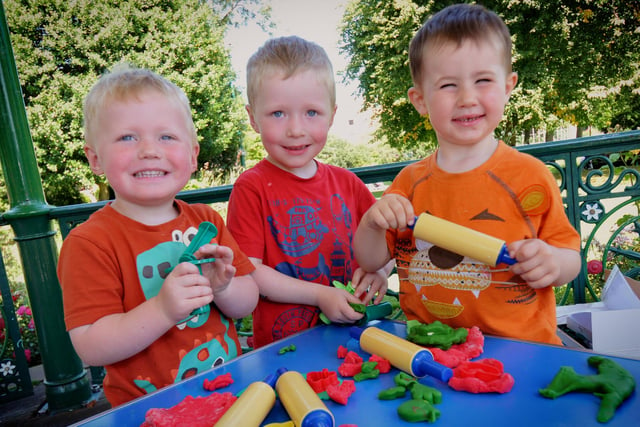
[339,351,364,377]
[430,326,484,368]
[337,345,349,358]
[448,359,514,393]
[369,354,391,374]
[141,392,236,427]
[202,372,233,391]
[307,368,340,393]
[327,379,356,404]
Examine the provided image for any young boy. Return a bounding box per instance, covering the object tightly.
[227,36,390,349]
[57,65,259,406]
[353,4,581,345]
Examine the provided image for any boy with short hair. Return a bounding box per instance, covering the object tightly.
[227,36,389,349]
[58,65,259,406]
[354,4,581,345]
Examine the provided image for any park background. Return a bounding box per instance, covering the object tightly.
[1,0,638,376]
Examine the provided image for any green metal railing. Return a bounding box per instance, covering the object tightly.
[1,131,640,408]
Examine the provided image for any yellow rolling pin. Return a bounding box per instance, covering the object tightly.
[350,326,452,382]
[410,213,516,267]
[216,369,285,427]
[275,370,334,427]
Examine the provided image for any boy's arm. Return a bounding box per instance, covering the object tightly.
[353,222,391,273]
[69,293,185,367]
[354,194,415,272]
[69,262,215,366]
[250,260,364,323]
[508,239,582,289]
[551,247,582,286]
[209,273,259,319]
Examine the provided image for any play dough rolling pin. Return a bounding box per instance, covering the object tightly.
[276,370,334,427]
[216,368,286,427]
[350,326,453,382]
[410,213,516,267]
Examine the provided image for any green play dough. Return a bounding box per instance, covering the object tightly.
[410,383,442,405]
[406,320,468,350]
[539,356,636,423]
[397,399,441,423]
[378,386,407,400]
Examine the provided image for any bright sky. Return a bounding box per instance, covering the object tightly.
[224,0,374,142]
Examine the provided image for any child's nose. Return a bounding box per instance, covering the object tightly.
[458,84,477,107]
[286,116,305,137]
[138,138,161,158]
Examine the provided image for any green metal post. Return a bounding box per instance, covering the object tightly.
[0,3,91,411]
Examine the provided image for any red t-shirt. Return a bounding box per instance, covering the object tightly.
[58,200,254,406]
[385,142,580,344]
[227,159,376,348]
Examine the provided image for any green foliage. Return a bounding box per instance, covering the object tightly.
[340,0,640,149]
[500,0,640,132]
[340,0,437,150]
[242,132,266,168]
[4,0,247,205]
[317,135,397,168]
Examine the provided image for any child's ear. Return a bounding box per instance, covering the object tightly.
[408,86,428,116]
[84,144,104,175]
[329,104,337,127]
[245,104,260,133]
[190,143,200,173]
[505,72,518,97]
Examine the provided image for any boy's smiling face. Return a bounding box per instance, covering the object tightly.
[246,69,336,178]
[408,37,517,151]
[84,90,199,216]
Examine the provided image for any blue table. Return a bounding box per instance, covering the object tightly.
[76,320,640,426]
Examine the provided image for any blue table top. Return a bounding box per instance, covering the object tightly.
[76,320,640,426]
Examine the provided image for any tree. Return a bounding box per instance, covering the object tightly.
[340,0,640,150]
[340,0,436,150]
[4,0,247,205]
[499,0,640,134]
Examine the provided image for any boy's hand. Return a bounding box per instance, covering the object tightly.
[317,286,364,324]
[363,194,415,231]
[194,244,236,295]
[352,268,388,305]
[156,262,214,323]
[507,239,560,289]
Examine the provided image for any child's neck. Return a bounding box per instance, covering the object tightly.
[267,157,318,179]
[436,138,498,173]
[111,199,179,226]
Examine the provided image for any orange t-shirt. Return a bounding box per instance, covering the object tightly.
[58,200,255,406]
[385,142,580,344]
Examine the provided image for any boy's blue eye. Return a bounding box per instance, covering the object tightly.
[272,111,284,118]
[307,110,318,117]
[120,135,136,141]
[160,135,175,141]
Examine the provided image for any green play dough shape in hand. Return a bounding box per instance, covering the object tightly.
[397,399,441,423]
[539,356,636,423]
[406,320,468,350]
[319,281,363,324]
